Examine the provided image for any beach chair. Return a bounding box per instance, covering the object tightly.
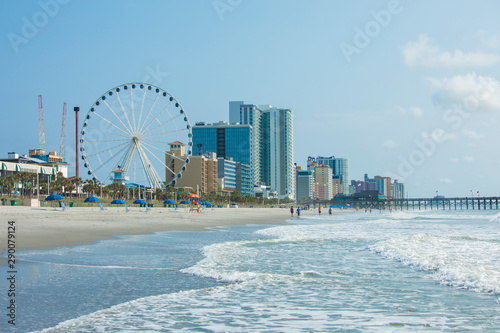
[60,201,67,211]
[99,203,107,211]
[145,204,150,212]
[125,205,129,213]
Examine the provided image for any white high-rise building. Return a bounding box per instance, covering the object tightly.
[230,101,294,199]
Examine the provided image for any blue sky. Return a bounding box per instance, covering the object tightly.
[1,0,500,197]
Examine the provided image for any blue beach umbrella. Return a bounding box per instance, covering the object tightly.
[84,196,100,203]
[111,199,126,205]
[179,200,191,205]
[163,199,175,204]
[45,194,64,201]
[203,202,212,206]
[133,199,147,205]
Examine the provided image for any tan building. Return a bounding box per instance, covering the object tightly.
[165,142,217,194]
[314,183,328,201]
[309,162,333,200]
[332,178,343,196]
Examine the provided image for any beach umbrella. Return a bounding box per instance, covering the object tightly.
[179,200,191,204]
[187,194,200,199]
[84,196,100,203]
[163,199,175,204]
[133,199,147,205]
[111,199,126,205]
[45,194,64,201]
[203,202,212,206]
[12,190,20,195]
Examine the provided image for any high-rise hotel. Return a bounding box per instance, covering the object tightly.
[229,101,294,200]
[192,101,294,199]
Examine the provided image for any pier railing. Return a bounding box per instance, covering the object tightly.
[303,197,500,210]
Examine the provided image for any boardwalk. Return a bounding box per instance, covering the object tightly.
[306,197,500,210]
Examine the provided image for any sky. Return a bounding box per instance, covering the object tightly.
[1,0,500,197]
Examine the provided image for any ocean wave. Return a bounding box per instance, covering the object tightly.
[371,234,500,295]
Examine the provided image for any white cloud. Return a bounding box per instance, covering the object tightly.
[410,107,423,117]
[383,140,397,148]
[462,129,484,139]
[402,35,500,68]
[427,73,500,111]
[397,106,424,117]
[463,155,474,163]
[440,177,454,184]
[477,30,500,49]
[450,157,459,163]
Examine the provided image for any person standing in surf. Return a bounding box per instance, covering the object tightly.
[290,206,294,217]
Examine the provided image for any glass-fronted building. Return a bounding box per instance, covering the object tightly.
[193,121,254,194]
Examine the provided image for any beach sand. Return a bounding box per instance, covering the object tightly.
[0,206,321,252]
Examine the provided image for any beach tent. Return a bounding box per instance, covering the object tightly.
[111,199,126,205]
[45,194,64,201]
[84,196,100,203]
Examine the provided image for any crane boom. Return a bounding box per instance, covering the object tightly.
[38,95,46,152]
[60,102,67,161]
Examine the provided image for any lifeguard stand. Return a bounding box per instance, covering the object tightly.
[111,169,129,185]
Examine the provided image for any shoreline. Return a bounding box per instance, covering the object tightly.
[0,206,327,253]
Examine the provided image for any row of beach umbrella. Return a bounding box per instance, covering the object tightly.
[45,194,211,206]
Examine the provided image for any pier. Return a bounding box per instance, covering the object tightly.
[307,196,500,211]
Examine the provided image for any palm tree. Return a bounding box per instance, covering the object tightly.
[83,180,100,197]
[71,177,83,197]
[17,172,33,197]
[2,174,16,197]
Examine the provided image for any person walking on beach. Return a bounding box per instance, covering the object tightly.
[290,206,294,217]
[297,207,301,217]
[329,207,332,215]
[318,207,321,215]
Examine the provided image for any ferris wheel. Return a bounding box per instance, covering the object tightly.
[80,83,192,189]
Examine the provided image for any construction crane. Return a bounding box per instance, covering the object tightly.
[38,95,46,152]
[59,102,67,161]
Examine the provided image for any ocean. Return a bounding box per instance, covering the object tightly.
[2,209,500,332]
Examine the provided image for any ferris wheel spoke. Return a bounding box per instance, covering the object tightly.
[118,142,137,173]
[115,91,135,135]
[137,88,148,134]
[139,139,175,144]
[84,141,130,159]
[92,111,134,138]
[130,89,137,133]
[138,92,160,134]
[136,142,161,189]
[140,143,178,177]
[137,101,173,136]
[84,138,129,143]
[102,100,134,136]
[91,142,132,174]
[165,149,189,162]
[139,113,183,137]
[141,127,187,140]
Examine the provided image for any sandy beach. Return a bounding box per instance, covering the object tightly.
[0,206,322,252]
